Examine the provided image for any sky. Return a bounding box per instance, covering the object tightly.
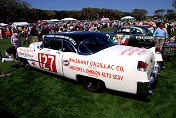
[23,0,174,16]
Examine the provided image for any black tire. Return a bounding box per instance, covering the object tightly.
[22,59,31,70]
[82,77,104,92]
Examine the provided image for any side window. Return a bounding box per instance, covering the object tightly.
[62,40,76,52]
[116,28,130,34]
[130,28,142,34]
[116,28,130,33]
[115,28,122,33]
[121,28,130,33]
[44,39,62,50]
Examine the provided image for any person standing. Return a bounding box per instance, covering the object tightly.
[153,22,168,51]
[30,25,38,42]
[167,23,172,36]
[11,33,21,48]
[23,26,29,45]
[153,22,168,69]
[40,25,49,40]
[0,27,3,39]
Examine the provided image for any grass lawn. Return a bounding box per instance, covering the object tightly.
[0,31,176,118]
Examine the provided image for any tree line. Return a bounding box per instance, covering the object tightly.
[0,0,175,24]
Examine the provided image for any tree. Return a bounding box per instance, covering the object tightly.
[0,0,30,23]
[123,12,132,17]
[45,10,56,19]
[154,9,165,17]
[166,9,175,14]
[132,9,147,20]
[173,0,176,8]
[165,9,176,20]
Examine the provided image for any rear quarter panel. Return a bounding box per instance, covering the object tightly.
[62,48,152,94]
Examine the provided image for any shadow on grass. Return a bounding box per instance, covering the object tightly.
[31,67,79,85]
[10,64,23,69]
[34,68,152,101]
[10,64,151,102]
[4,64,23,73]
[0,110,18,118]
[106,89,151,102]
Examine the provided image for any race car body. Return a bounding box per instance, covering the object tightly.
[17,32,158,94]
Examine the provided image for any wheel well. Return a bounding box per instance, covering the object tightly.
[76,74,106,88]
[20,58,31,70]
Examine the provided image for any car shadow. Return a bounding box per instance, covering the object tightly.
[1,64,23,75]
[34,68,151,101]
[105,89,151,102]
[32,67,79,85]
[10,63,23,69]
[0,110,18,118]
[10,64,151,102]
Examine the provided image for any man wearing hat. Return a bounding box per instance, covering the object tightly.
[1,33,21,62]
[11,33,21,48]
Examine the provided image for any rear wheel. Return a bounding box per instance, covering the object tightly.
[82,77,104,92]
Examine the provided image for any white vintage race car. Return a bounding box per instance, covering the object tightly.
[17,32,159,94]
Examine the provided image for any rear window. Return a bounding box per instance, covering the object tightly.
[116,28,130,34]
[43,38,62,50]
[78,35,115,54]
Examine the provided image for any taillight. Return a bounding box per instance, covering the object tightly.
[137,61,147,71]
[155,47,160,53]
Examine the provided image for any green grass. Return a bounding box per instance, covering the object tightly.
[100,28,115,32]
[172,30,176,36]
[0,32,176,118]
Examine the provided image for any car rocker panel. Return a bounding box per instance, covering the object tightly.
[17,32,158,94]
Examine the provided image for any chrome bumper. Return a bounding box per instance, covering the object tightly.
[137,66,159,95]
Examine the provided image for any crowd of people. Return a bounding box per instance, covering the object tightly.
[0,20,175,42]
[0,19,176,64]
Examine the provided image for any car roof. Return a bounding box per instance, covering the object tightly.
[44,31,107,47]
[45,31,105,40]
[118,25,147,29]
[115,25,152,34]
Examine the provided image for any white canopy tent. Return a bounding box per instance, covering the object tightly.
[48,19,60,22]
[101,18,110,22]
[12,22,29,27]
[37,20,50,23]
[61,18,77,21]
[121,16,136,21]
[0,23,8,26]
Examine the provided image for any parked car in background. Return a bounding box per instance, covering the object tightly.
[143,22,156,33]
[106,25,155,48]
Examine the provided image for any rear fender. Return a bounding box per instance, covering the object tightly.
[149,47,163,62]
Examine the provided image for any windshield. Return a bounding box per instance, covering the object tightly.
[142,26,153,35]
[78,35,115,54]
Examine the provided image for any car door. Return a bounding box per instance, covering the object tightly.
[127,28,143,47]
[113,27,131,45]
[61,40,78,80]
[35,38,64,76]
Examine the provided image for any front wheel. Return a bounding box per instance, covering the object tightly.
[82,77,105,92]
[22,59,31,70]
